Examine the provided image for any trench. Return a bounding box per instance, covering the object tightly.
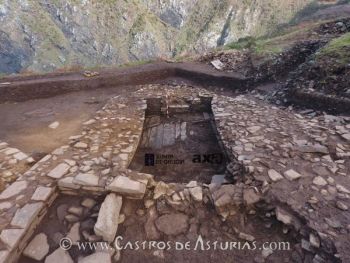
[129,95,228,183]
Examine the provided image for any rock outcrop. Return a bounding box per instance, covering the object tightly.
[0,0,312,73]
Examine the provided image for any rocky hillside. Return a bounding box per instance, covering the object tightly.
[0,0,313,74]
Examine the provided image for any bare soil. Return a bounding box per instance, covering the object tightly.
[0,86,138,154]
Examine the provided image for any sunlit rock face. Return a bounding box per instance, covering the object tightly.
[0,0,312,73]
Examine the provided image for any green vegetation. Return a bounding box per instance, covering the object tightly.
[224,19,320,57]
[317,32,350,64]
[119,59,153,68]
[225,36,282,56]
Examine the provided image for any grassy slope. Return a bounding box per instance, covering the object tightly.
[317,32,350,64]
[223,0,350,57]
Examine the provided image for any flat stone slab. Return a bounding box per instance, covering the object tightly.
[73,173,99,186]
[58,177,80,189]
[48,163,70,179]
[31,186,53,201]
[106,176,146,198]
[74,142,88,149]
[23,233,49,261]
[78,252,111,263]
[13,152,28,161]
[94,193,122,242]
[0,229,25,249]
[4,148,19,155]
[0,181,27,200]
[45,248,73,263]
[11,202,44,228]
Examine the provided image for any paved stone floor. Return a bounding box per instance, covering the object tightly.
[0,84,348,263]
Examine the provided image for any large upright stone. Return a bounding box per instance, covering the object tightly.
[94,194,122,242]
[48,163,70,179]
[23,233,49,261]
[106,176,146,199]
[11,202,44,228]
[45,248,73,263]
[0,181,27,200]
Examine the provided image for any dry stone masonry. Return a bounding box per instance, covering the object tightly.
[0,84,348,263]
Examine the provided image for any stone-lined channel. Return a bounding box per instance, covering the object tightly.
[129,94,228,183]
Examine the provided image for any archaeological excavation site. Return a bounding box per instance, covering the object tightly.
[0,1,350,263]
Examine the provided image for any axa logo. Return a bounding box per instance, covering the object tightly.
[192,154,224,164]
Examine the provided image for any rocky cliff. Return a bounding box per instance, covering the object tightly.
[0,0,312,73]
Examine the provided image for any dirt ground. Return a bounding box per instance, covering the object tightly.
[0,86,138,154]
